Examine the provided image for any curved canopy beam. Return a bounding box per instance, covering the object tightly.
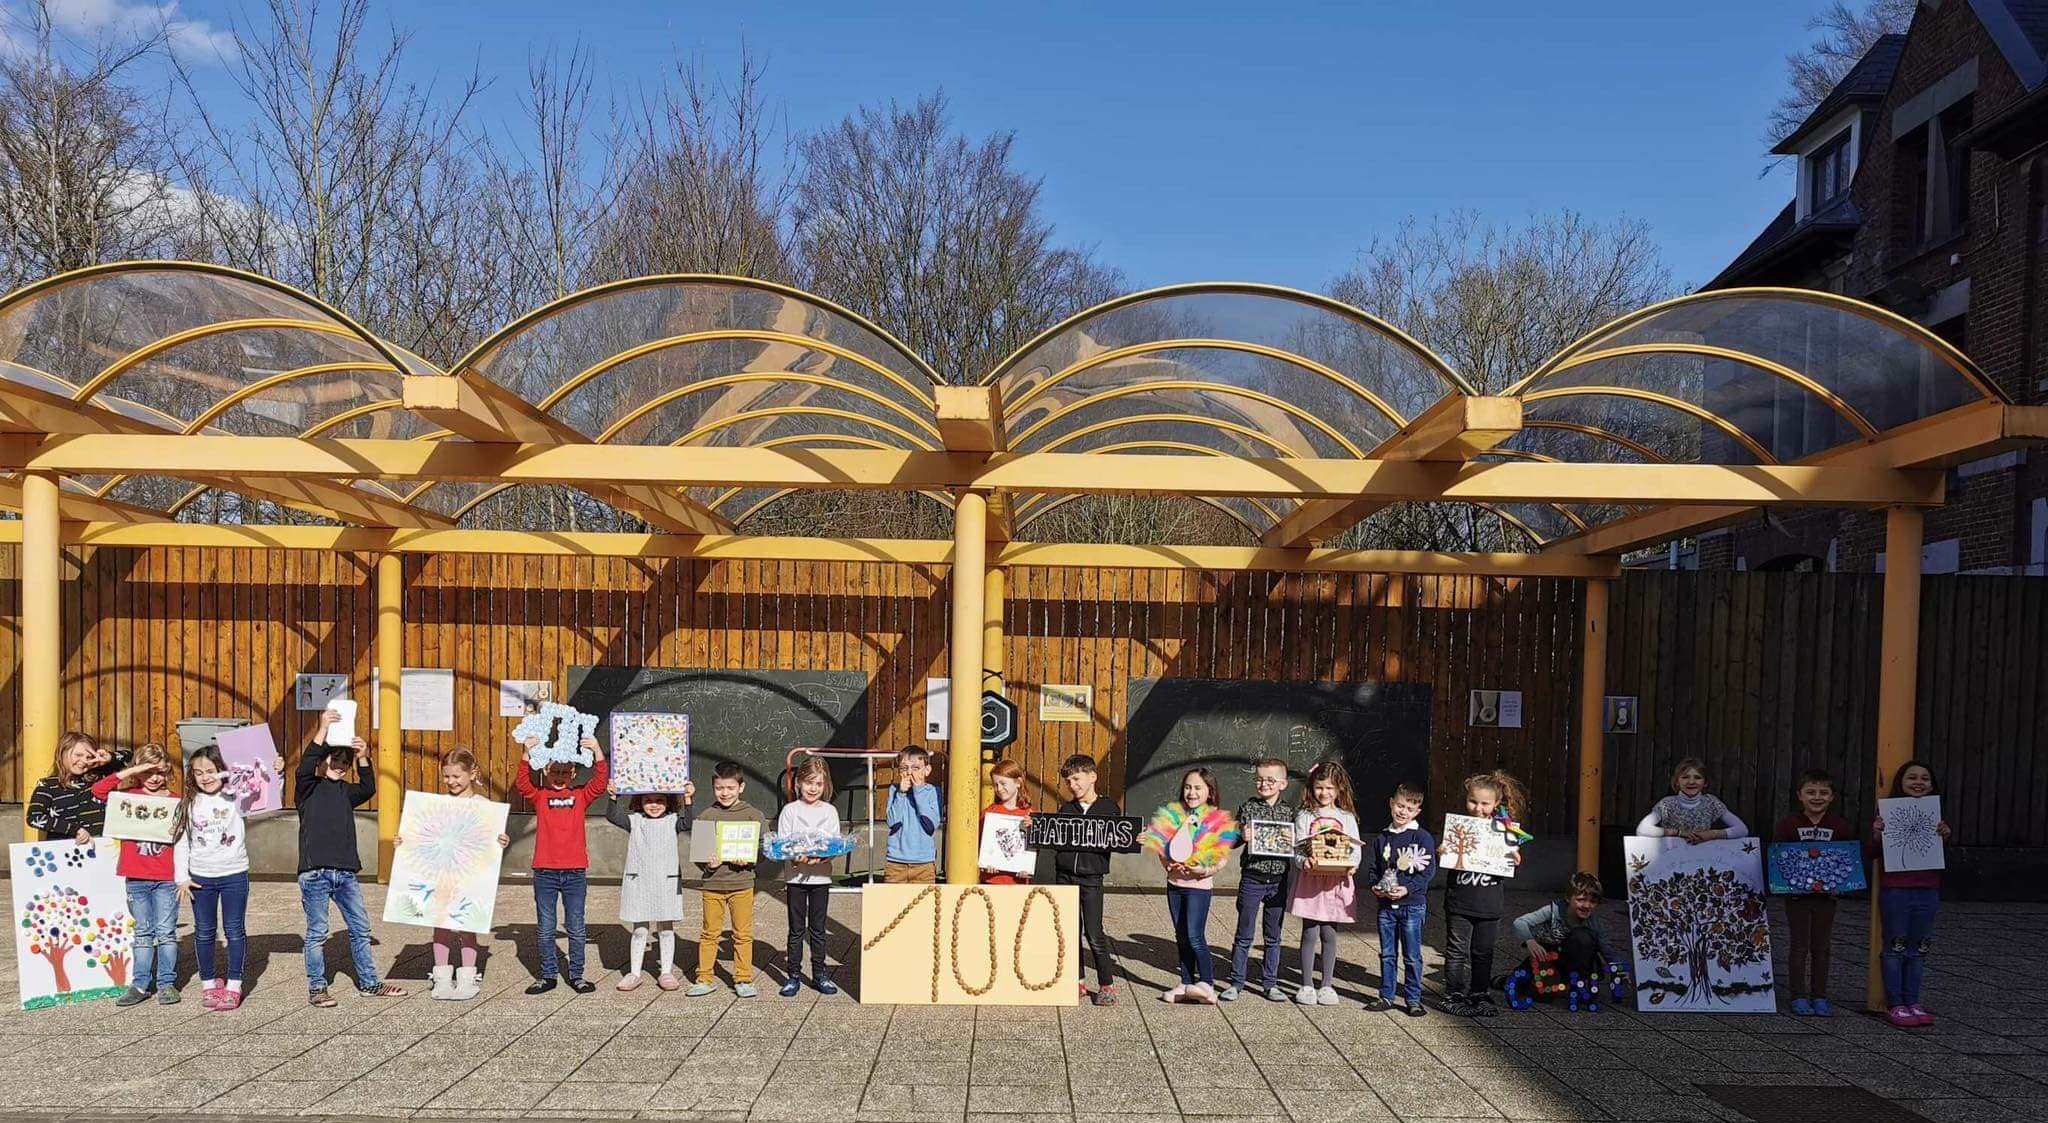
[1519,386,1778,464]
[1011,380,1370,458]
[1003,338,1409,432]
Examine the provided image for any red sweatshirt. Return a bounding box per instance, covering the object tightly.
[515,758,609,870]
[91,774,178,882]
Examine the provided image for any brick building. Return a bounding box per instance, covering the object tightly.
[1703,0,2048,573]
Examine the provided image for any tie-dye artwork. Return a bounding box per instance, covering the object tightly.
[216,723,284,813]
[9,840,133,1010]
[609,712,691,795]
[382,792,510,934]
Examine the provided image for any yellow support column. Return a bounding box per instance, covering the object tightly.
[1575,578,1610,874]
[374,554,405,882]
[980,565,1006,809]
[1868,506,1923,1012]
[946,491,988,885]
[20,473,61,839]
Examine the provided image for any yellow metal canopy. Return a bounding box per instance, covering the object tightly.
[0,262,2018,549]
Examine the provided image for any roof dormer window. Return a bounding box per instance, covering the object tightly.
[1808,130,1852,213]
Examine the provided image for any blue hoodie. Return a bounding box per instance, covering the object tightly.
[1368,820,1438,912]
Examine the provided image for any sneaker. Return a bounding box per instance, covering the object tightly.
[215,990,243,1011]
[1404,1001,1428,1018]
[1216,983,1241,1002]
[1091,985,1118,1007]
[734,983,759,998]
[308,989,337,1008]
[1163,985,1187,1003]
[1263,983,1288,1002]
[779,977,803,997]
[115,988,152,1008]
[1791,997,1814,1016]
[360,983,407,998]
[1190,983,1218,1005]
[1475,995,1501,1018]
[686,981,716,997]
[656,973,682,992]
[156,986,180,1005]
[566,979,596,995]
[1317,985,1340,1006]
[616,972,645,993]
[1295,984,1319,1005]
[1812,998,1833,1017]
[1886,1005,1917,1028]
[1361,995,1392,1012]
[524,978,558,996]
[813,975,839,996]
[1444,995,1476,1017]
[1078,983,1090,1002]
[201,987,224,1011]
[1907,1005,1934,1026]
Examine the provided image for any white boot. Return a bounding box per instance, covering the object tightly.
[430,965,456,1000]
[451,966,481,1000]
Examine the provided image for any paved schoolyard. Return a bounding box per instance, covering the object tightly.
[0,879,2044,1123]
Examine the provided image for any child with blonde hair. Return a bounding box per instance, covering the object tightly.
[778,758,841,996]
[1442,770,1528,1017]
[1288,760,1360,1005]
[413,748,510,1000]
[94,743,181,1006]
[28,731,117,844]
[1636,758,1747,842]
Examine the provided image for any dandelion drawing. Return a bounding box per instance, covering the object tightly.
[1879,796,1945,872]
[381,792,509,934]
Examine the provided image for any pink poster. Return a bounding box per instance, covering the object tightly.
[216,723,284,813]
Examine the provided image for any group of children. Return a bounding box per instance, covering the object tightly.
[24,720,1951,1025]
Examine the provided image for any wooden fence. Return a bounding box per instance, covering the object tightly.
[0,547,2040,847]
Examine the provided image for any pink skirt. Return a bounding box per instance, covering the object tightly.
[1288,869,1358,923]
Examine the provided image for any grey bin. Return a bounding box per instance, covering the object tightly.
[175,717,251,755]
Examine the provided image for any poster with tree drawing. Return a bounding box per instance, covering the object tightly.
[9,840,133,1010]
[382,792,511,934]
[1623,836,1775,1013]
[1439,813,1517,878]
[608,712,691,795]
[1877,795,1944,872]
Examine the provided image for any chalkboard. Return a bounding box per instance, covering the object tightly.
[1123,678,1431,833]
[566,667,870,799]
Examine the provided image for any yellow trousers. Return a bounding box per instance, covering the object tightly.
[698,888,756,984]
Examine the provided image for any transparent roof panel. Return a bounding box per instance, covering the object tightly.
[454,277,940,447]
[986,286,1469,457]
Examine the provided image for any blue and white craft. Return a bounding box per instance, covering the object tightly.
[1766,841,1867,895]
[515,702,599,770]
[762,830,858,861]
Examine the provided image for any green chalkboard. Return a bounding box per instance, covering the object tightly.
[566,667,870,798]
[1123,678,1432,832]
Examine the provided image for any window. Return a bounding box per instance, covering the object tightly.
[1807,131,1851,211]
[1904,97,1974,247]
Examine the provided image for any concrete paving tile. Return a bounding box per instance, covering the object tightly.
[748,1083,866,1120]
[567,1054,682,1083]
[1256,1065,1365,1090]
[969,1085,1074,1112]
[1273,1088,1400,1123]
[862,1083,969,1117]
[422,1074,557,1111]
[1172,1087,1285,1116]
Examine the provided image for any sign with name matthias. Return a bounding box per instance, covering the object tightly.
[1024,813,1144,853]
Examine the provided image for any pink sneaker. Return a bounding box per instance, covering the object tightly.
[1886,1005,1917,1027]
[1907,1005,1934,1026]
[215,990,243,1011]
[200,987,223,1011]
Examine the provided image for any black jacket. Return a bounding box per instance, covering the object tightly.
[296,745,374,873]
[1052,796,1122,880]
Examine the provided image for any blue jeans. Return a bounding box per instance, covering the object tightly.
[1880,886,1939,1006]
[534,868,589,980]
[1229,876,1289,988]
[191,871,250,983]
[126,879,180,992]
[1165,885,1214,986]
[1378,903,1425,1003]
[300,868,380,992]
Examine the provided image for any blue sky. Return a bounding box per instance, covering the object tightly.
[154,0,1828,292]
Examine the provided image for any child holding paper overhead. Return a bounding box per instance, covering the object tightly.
[514,727,608,995]
[94,743,182,1007]
[691,761,766,998]
[606,784,695,992]
[297,709,405,1005]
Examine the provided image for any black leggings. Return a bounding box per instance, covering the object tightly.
[1444,913,1498,998]
[785,883,830,977]
[1074,876,1118,988]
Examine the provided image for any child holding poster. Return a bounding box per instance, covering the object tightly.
[606,784,695,992]
[1220,757,1294,1002]
[1870,760,1951,1027]
[514,729,608,995]
[1442,770,1529,1017]
[777,758,841,996]
[691,762,766,998]
[418,749,511,1001]
[1772,768,1856,1017]
[1142,767,1239,1005]
[174,743,284,1011]
[1053,754,1123,1006]
[980,759,1033,885]
[93,744,182,1007]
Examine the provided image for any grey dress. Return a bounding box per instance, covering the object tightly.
[607,798,690,924]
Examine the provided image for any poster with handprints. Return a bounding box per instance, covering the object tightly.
[1438,813,1517,878]
[1878,795,1944,872]
[978,812,1036,875]
[1624,837,1775,1013]
[104,791,179,844]
[9,840,133,1010]
[216,723,284,813]
[382,791,510,934]
[609,713,691,795]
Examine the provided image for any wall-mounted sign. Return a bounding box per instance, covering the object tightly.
[925,677,950,740]
[295,674,349,712]
[1039,684,1092,723]
[1604,696,1639,734]
[1468,689,1523,729]
[498,679,553,717]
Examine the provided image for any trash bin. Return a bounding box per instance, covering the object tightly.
[175,717,250,755]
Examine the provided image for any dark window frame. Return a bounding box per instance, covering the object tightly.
[1807,130,1852,212]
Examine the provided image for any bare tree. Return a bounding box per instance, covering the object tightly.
[0,2,182,288]
[793,92,1119,383]
[1767,0,1914,148]
[1330,210,1673,552]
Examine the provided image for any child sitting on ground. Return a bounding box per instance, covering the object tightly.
[606,783,695,992]
[1508,872,1611,1006]
[691,762,765,998]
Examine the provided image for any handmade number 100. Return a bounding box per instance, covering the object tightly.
[857,883,1080,1005]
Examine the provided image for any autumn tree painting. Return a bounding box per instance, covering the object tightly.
[1441,819,1481,868]
[1623,838,1776,1012]
[21,887,127,1002]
